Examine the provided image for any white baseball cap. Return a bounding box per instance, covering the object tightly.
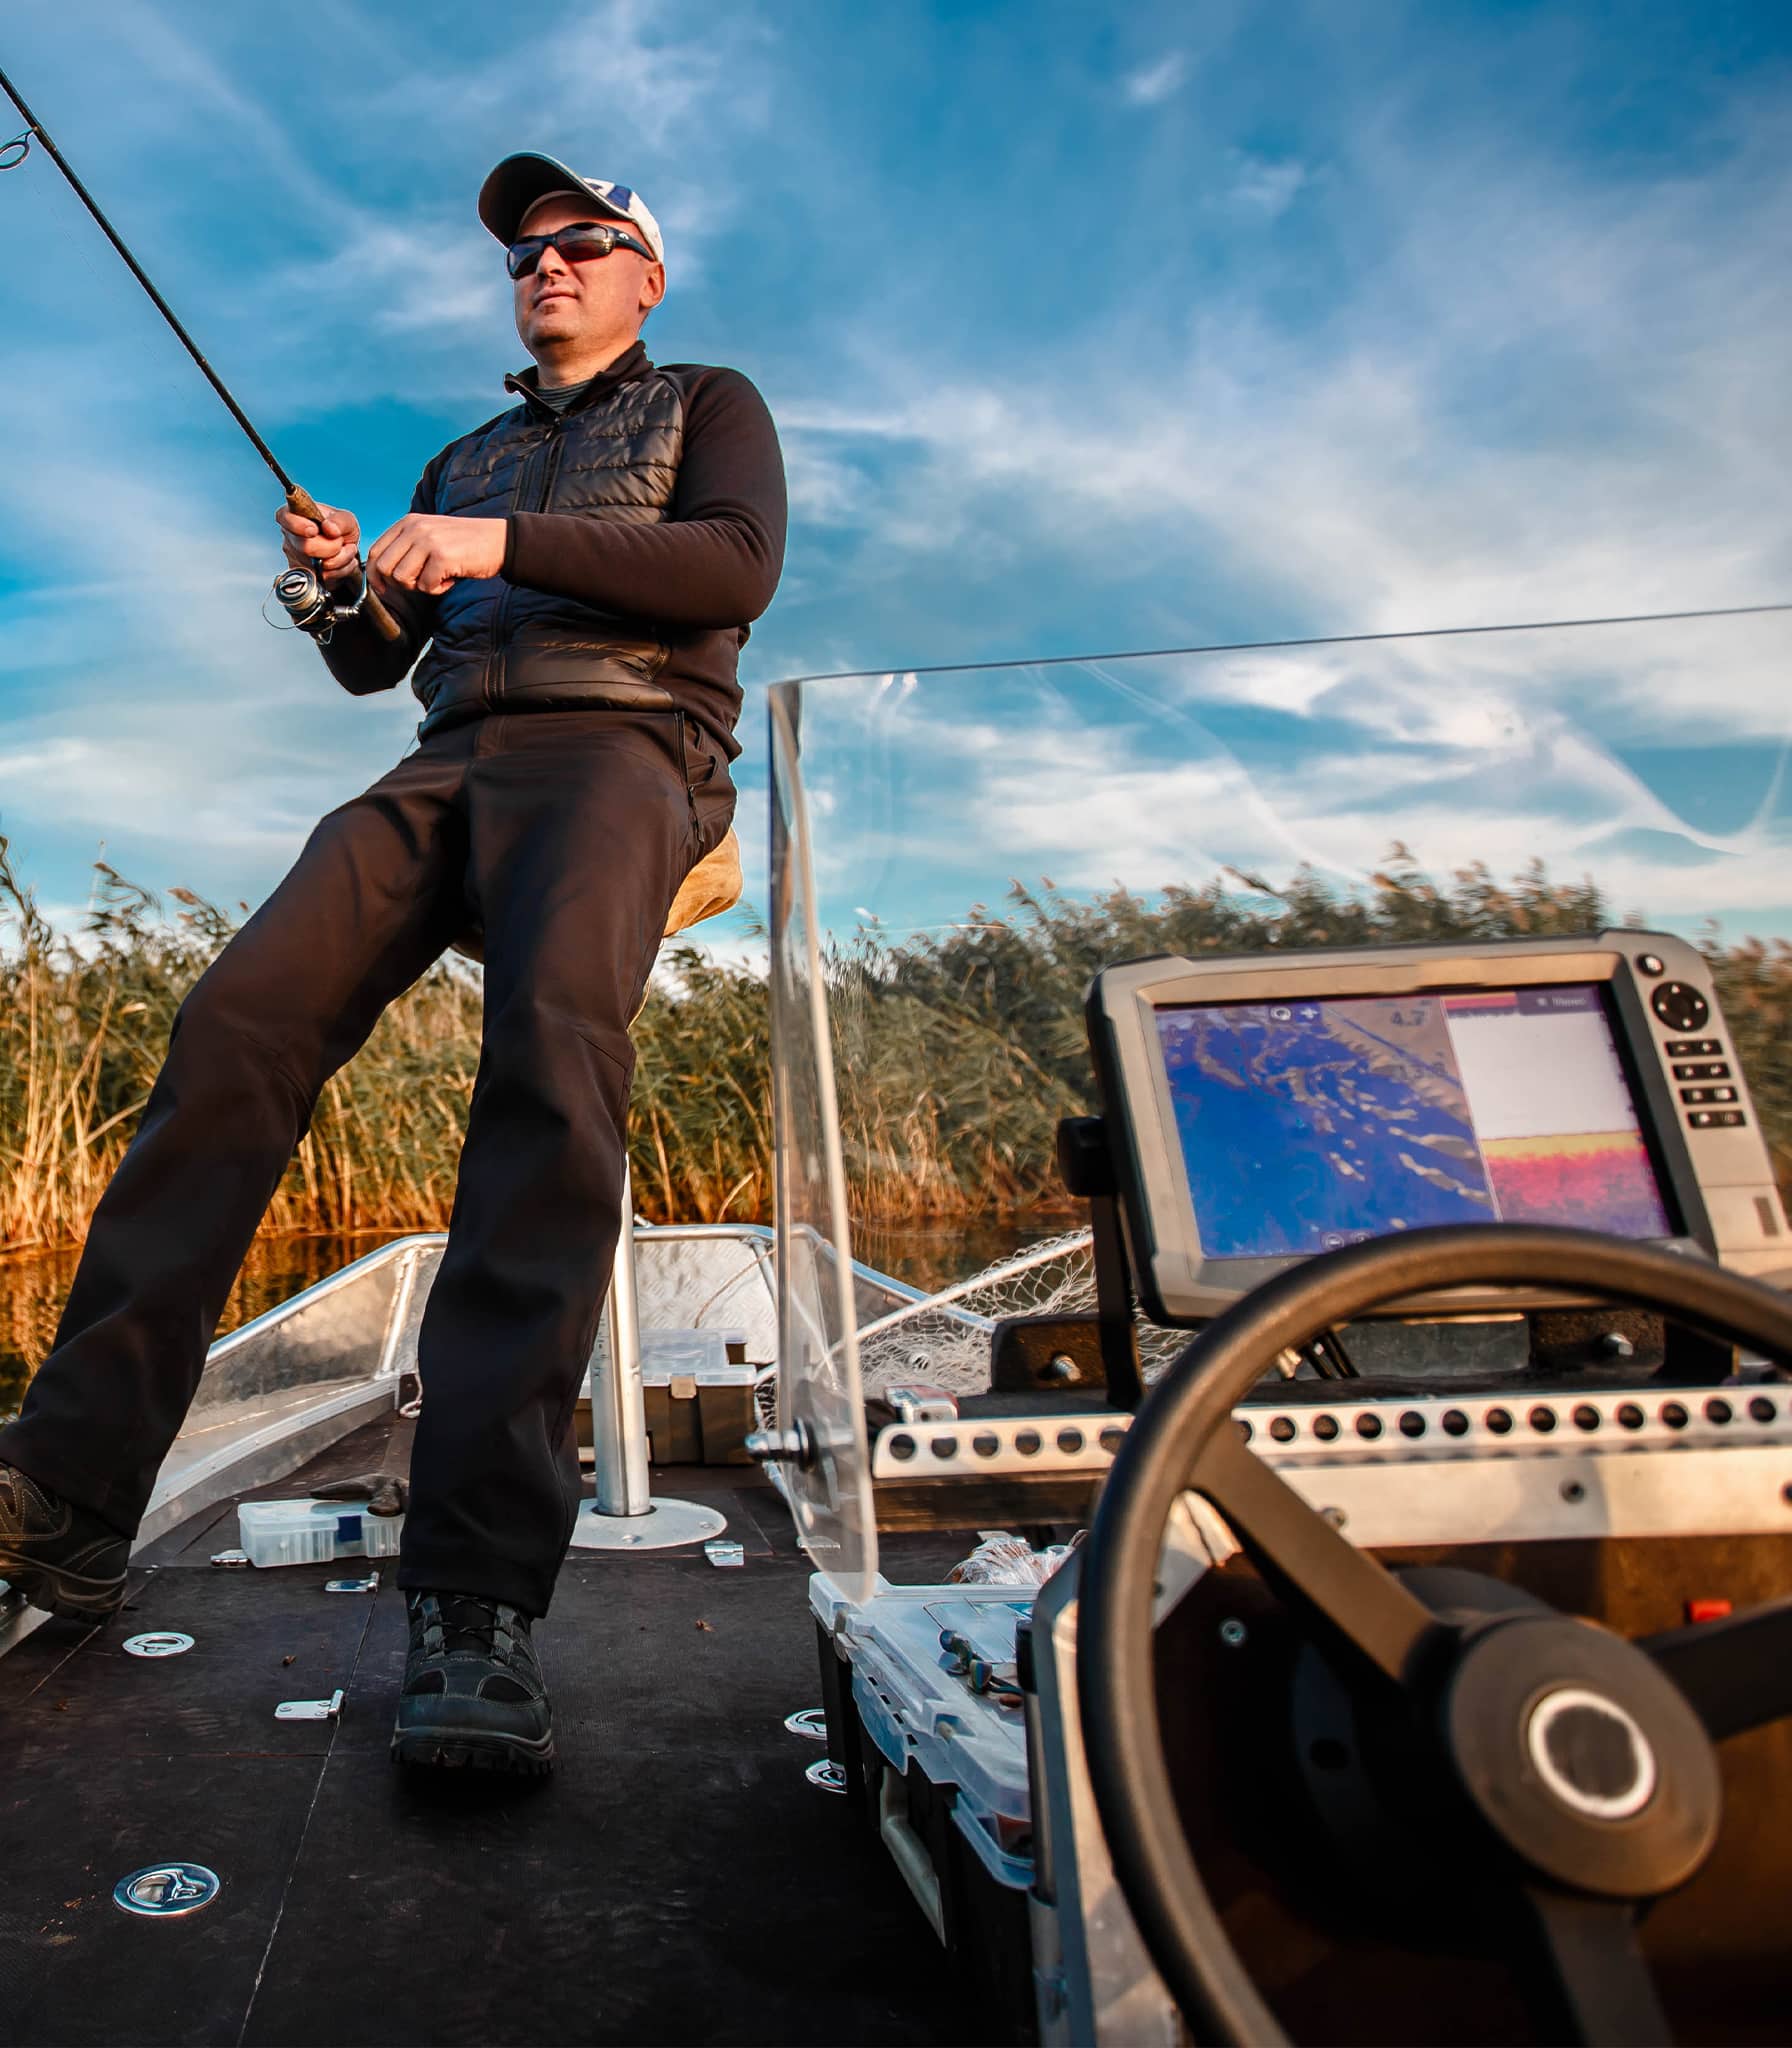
[478,152,665,267]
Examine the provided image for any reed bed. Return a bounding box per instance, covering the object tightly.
[2,838,1788,1253]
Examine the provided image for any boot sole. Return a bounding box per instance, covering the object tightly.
[0,1547,126,1622]
[390,1727,556,1777]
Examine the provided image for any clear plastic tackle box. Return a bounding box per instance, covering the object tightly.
[236,1497,406,1568]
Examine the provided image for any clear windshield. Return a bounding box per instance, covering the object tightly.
[767,610,1792,1434]
[769,689,877,1598]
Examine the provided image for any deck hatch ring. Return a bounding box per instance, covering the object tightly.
[123,1632,194,1658]
[112,1863,220,1916]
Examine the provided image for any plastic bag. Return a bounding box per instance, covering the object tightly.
[945,1529,1079,1587]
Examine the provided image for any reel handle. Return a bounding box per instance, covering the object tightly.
[286,486,403,644]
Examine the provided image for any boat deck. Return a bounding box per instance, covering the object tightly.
[0,1416,975,2046]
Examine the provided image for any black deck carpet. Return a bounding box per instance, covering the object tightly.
[0,1421,976,2046]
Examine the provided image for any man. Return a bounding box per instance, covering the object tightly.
[0,154,786,1776]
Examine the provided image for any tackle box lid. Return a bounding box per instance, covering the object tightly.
[810,1575,1034,1838]
[578,1327,753,1396]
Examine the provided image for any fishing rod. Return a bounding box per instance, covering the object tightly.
[0,61,401,642]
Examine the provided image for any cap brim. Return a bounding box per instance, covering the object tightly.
[478,153,636,244]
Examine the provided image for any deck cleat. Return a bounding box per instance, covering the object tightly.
[276,1688,346,1722]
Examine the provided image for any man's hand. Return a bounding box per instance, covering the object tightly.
[368,514,508,597]
[275,501,363,586]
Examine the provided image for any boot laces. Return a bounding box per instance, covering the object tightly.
[434,1592,501,1656]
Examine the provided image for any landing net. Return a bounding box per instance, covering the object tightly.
[852,1228,1191,1396]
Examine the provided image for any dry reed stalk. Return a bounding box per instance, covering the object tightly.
[1,847,1788,1252]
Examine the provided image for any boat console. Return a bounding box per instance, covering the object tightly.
[792,929,1792,2046]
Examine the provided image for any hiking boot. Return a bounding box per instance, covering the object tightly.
[391,1589,555,1776]
[0,1462,129,1620]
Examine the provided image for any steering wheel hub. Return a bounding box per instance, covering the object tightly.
[1442,1614,1721,1897]
[1526,1685,1656,1821]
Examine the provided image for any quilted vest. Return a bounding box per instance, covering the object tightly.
[410,370,683,734]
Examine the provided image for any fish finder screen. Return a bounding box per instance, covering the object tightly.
[1154,985,1674,1259]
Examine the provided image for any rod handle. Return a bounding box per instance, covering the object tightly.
[286,486,404,644]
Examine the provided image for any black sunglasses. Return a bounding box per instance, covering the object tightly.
[506,222,656,280]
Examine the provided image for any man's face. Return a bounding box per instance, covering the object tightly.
[511,192,665,362]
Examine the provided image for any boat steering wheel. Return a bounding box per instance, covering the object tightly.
[1077,1223,1792,2046]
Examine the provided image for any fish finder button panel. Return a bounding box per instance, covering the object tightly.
[1085,930,1788,1322]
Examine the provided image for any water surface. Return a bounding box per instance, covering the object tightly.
[0,1219,1054,1421]
[0,1233,399,1422]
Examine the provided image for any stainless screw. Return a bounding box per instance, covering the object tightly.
[1041,1354,1082,1385]
[1600,1333,1635,1360]
[1218,1618,1248,1648]
[1320,1505,1348,1531]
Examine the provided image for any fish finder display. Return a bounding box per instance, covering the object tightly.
[1155,985,1674,1260]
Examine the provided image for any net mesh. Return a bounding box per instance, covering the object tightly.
[853,1227,1191,1395]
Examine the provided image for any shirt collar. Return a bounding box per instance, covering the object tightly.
[505,340,651,418]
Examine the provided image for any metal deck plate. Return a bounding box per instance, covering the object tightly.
[567,1496,727,1550]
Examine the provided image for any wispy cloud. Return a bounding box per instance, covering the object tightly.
[794,665,1792,944]
[1220,150,1311,218]
[1122,53,1189,106]
[2,0,1788,950]
[266,221,507,339]
[776,95,1792,757]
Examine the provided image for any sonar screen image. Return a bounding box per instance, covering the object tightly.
[1156,985,1672,1260]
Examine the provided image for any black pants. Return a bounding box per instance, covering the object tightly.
[0,708,734,1616]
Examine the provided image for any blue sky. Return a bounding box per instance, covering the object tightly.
[1,0,1789,954]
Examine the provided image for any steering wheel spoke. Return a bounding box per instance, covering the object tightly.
[1518,1888,1671,2047]
[1078,1226,1792,2045]
[1195,1425,1440,1689]
[1639,1595,1792,1742]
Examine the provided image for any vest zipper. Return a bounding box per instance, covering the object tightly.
[486,415,568,711]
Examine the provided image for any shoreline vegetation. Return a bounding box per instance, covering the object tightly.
[3,839,1789,1261]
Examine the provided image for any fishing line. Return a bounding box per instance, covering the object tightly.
[780,603,1792,687]
[0,63,400,643]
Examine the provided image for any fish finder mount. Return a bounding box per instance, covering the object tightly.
[986,1116,1146,1409]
